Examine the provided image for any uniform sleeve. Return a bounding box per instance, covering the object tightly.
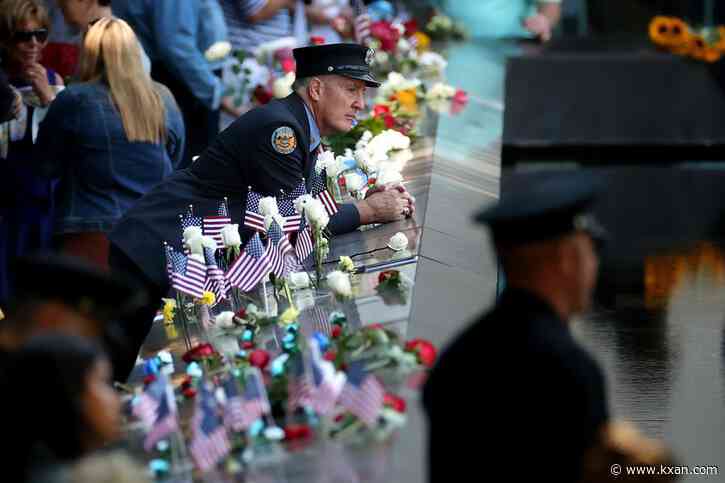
[328,203,361,235]
[247,120,306,195]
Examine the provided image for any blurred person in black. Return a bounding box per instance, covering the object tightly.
[2,333,122,482]
[423,175,610,483]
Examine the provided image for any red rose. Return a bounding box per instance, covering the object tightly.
[284,424,313,440]
[235,308,247,319]
[373,104,391,117]
[383,393,407,413]
[323,350,337,362]
[182,343,216,363]
[334,414,345,423]
[181,375,192,388]
[403,19,419,37]
[143,374,156,386]
[405,339,437,368]
[330,326,342,339]
[378,270,397,284]
[249,349,270,369]
[310,35,326,45]
[370,21,400,52]
[182,387,197,399]
[453,89,468,104]
[280,58,296,73]
[383,113,396,129]
[241,341,255,350]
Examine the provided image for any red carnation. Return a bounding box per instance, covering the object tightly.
[453,89,468,104]
[330,325,342,339]
[378,270,397,284]
[383,393,407,413]
[182,343,216,363]
[370,21,400,52]
[310,36,326,45]
[253,85,273,105]
[181,375,192,388]
[235,308,247,319]
[404,339,437,368]
[182,387,197,399]
[281,58,296,73]
[249,349,270,369]
[323,350,337,362]
[241,341,255,350]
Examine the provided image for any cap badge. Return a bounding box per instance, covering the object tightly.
[271,126,297,155]
[365,48,375,65]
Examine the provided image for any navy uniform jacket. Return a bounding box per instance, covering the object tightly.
[422,288,609,483]
[109,93,360,290]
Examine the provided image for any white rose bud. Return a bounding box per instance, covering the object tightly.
[201,236,218,251]
[316,150,336,175]
[215,311,236,328]
[326,270,352,298]
[305,198,329,229]
[258,196,279,216]
[183,226,202,244]
[220,224,241,248]
[186,235,205,255]
[287,271,311,289]
[272,72,295,99]
[388,232,409,251]
[294,194,314,215]
[204,41,232,62]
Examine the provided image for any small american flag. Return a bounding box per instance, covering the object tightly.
[170,249,207,298]
[190,382,231,472]
[267,219,295,278]
[134,375,179,451]
[226,233,272,292]
[287,354,311,412]
[310,169,338,216]
[244,189,266,232]
[222,377,246,432]
[203,247,229,302]
[295,217,314,263]
[203,199,232,246]
[180,211,203,253]
[239,369,271,429]
[278,181,306,233]
[338,361,384,427]
[306,339,345,415]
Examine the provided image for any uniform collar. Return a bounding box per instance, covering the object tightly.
[302,102,321,153]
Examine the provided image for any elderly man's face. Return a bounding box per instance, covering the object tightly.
[316,76,366,135]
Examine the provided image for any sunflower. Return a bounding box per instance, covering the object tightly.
[649,16,673,47]
[688,34,708,60]
[704,46,722,63]
[668,17,690,49]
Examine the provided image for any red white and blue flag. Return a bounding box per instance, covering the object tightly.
[239,369,271,429]
[226,233,272,292]
[222,376,246,432]
[294,216,314,263]
[203,199,231,246]
[267,219,295,278]
[170,249,207,298]
[338,361,384,427]
[203,247,229,301]
[190,382,230,472]
[310,169,338,216]
[278,180,306,233]
[244,189,266,233]
[133,374,179,451]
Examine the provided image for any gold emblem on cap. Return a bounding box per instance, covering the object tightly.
[365,48,375,65]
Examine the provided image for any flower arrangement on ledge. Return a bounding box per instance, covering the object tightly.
[649,16,725,63]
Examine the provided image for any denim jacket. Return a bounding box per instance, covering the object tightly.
[34,82,185,234]
[113,0,226,109]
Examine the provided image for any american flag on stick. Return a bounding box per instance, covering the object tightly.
[266,219,295,278]
[244,189,266,233]
[190,382,231,472]
[203,247,229,301]
[170,249,207,298]
[278,180,306,233]
[238,368,271,429]
[222,376,246,432]
[203,199,232,246]
[132,374,179,451]
[338,360,384,427]
[306,339,346,415]
[226,233,272,292]
[287,354,311,412]
[310,169,338,216]
[295,216,314,263]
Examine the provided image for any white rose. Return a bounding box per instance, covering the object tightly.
[258,196,279,216]
[287,271,311,289]
[375,51,390,65]
[354,148,375,173]
[264,213,286,231]
[294,194,314,215]
[316,150,336,175]
[183,226,202,244]
[326,270,352,298]
[344,171,366,192]
[220,224,241,248]
[186,235,204,255]
[204,41,232,62]
[272,71,295,99]
[419,52,448,72]
[201,236,218,251]
[388,232,409,251]
[215,311,236,328]
[389,148,413,167]
[305,198,329,229]
[376,167,403,186]
[426,82,456,101]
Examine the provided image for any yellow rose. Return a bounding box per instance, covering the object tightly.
[162,298,177,323]
[279,306,300,325]
[395,88,418,112]
[200,291,216,306]
[414,32,431,52]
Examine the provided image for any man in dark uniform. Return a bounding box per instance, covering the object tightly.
[108,43,415,381]
[422,175,609,483]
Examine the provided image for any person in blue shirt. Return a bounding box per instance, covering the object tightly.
[113,0,227,168]
[435,0,562,42]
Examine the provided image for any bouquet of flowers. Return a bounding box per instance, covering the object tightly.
[649,16,725,63]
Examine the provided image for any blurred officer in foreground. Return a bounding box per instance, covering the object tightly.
[423,175,609,482]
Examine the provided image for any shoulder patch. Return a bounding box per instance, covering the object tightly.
[271,126,297,155]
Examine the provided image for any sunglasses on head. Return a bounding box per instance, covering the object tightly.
[13,29,48,43]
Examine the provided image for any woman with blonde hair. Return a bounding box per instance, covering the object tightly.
[34,17,184,269]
